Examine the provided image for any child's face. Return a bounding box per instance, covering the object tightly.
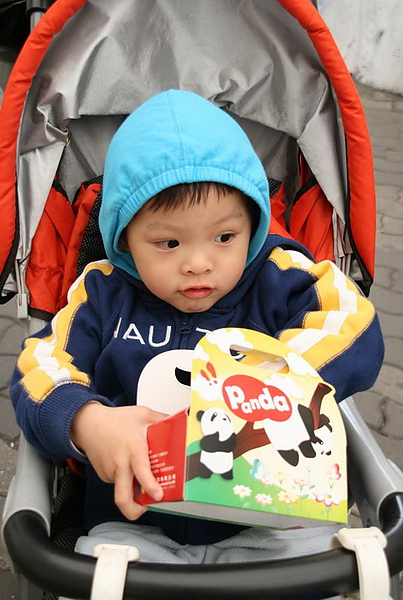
[124,188,253,313]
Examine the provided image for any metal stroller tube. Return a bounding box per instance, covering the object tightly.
[4,492,403,600]
[379,493,403,576]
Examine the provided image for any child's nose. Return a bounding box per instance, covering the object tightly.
[181,251,212,275]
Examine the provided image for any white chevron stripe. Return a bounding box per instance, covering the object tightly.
[285,329,328,355]
[285,262,359,356]
[33,340,72,385]
[331,262,358,313]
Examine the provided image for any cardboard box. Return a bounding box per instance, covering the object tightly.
[135,328,348,529]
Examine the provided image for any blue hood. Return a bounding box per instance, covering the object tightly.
[100,90,270,279]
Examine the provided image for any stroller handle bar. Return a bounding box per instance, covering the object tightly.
[3,494,403,600]
[3,397,403,599]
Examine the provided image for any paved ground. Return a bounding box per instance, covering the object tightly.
[0,82,402,598]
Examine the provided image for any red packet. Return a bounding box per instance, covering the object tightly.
[135,409,188,504]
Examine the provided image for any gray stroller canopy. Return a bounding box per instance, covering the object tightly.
[13,0,344,296]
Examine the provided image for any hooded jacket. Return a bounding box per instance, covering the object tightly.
[11,90,384,544]
[99,89,270,279]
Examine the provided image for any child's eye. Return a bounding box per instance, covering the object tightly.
[158,240,180,249]
[215,233,234,243]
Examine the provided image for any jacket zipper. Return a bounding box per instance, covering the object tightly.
[178,313,192,348]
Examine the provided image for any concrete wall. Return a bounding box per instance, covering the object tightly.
[320,1,403,95]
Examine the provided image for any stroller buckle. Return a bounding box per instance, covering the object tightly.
[91,543,140,600]
[333,526,391,600]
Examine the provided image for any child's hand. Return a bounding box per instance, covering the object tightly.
[70,403,167,521]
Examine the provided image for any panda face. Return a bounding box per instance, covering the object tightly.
[200,407,234,441]
[312,424,333,456]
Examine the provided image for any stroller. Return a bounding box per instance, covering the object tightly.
[1,0,403,598]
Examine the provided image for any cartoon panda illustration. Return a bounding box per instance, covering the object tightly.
[197,407,237,479]
[311,415,333,457]
[262,402,333,467]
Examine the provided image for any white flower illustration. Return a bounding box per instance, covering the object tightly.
[255,493,273,506]
[233,485,252,498]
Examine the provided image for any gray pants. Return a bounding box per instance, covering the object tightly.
[65,521,343,599]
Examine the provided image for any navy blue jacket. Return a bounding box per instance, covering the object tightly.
[11,234,384,543]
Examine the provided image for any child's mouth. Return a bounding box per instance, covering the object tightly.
[181,287,213,299]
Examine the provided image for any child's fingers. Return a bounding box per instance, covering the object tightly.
[114,461,148,521]
[127,405,166,500]
[132,455,164,502]
[113,430,164,519]
[79,405,168,519]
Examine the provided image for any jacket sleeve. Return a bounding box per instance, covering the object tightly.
[250,246,384,402]
[10,262,116,460]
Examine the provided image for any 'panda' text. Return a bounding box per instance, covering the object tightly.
[221,375,292,422]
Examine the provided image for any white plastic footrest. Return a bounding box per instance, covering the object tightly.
[91,543,140,600]
[333,527,391,600]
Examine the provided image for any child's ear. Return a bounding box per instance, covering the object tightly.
[118,230,129,251]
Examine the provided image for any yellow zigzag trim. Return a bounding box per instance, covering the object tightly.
[270,248,375,371]
[18,261,114,403]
